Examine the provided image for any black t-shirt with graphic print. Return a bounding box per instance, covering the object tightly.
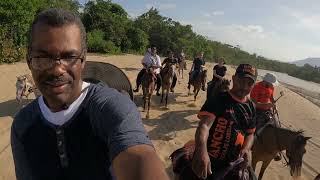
[198,91,256,167]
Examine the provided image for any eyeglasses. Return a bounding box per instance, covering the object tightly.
[29,56,83,70]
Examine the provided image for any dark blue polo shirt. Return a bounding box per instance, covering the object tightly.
[11,83,152,180]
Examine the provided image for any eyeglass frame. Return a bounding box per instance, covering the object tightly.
[28,55,84,71]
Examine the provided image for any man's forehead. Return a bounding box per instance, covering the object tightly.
[31,23,82,53]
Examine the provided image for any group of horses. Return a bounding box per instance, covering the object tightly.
[141,59,211,119]
[14,60,314,180]
[137,59,312,179]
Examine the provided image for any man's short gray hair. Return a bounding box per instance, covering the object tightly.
[27,8,86,59]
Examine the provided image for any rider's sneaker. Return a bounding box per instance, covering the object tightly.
[274,153,282,161]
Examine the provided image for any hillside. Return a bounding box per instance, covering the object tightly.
[293,58,320,67]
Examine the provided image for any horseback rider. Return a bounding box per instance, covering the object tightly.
[11,8,169,180]
[192,64,257,179]
[250,73,279,130]
[188,52,206,91]
[177,49,186,70]
[250,72,282,161]
[161,50,178,92]
[207,57,228,99]
[133,45,162,96]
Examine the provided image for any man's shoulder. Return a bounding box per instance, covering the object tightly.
[13,100,40,137]
[222,66,227,70]
[87,83,136,113]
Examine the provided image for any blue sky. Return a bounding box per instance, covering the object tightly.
[78,0,320,62]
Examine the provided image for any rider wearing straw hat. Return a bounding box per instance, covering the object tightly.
[250,72,282,161]
[250,73,279,129]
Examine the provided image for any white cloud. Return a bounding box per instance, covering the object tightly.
[146,2,176,11]
[212,10,224,16]
[203,10,225,17]
[236,25,264,35]
[190,21,320,61]
[291,12,320,31]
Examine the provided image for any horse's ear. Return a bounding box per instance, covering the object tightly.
[304,136,312,141]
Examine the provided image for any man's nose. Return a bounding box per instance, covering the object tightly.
[48,62,67,76]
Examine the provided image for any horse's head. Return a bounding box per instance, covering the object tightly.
[201,69,207,79]
[220,79,231,92]
[16,75,28,102]
[146,67,157,82]
[286,132,311,177]
[164,63,175,76]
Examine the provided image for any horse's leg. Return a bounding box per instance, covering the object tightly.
[194,88,199,101]
[161,87,164,103]
[181,68,184,79]
[165,89,169,108]
[258,159,272,180]
[142,88,146,112]
[146,94,151,119]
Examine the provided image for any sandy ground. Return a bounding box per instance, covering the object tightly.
[0,54,319,180]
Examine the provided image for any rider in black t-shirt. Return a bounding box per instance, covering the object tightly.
[207,58,228,99]
[188,52,206,91]
[192,64,258,179]
[161,51,178,92]
[212,58,227,81]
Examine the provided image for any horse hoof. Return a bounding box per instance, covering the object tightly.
[146,115,150,119]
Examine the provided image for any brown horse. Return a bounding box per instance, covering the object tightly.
[206,79,230,99]
[142,68,156,119]
[177,59,186,79]
[188,70,207,101]
[252,124,311,180]
[16,74,41,104]
[161,63,175,108]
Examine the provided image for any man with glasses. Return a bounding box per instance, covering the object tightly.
[133,45,162,96]
[11,8,169,180]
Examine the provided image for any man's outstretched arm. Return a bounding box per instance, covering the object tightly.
[112,145,169,180]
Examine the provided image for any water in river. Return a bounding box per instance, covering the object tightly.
[258,69,320,93]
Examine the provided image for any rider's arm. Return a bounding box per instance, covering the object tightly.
[195,115,215,151]
[213,70,223,79]
[190,63,194,73]
[242,133,255,151]
[112,145,169,180]
[196,98,220,150]
[89,87,168,180]
[11,121,33,180]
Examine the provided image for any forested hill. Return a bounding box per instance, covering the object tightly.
[1,0,320,83]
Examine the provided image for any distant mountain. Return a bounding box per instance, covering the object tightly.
[292,58,320,67]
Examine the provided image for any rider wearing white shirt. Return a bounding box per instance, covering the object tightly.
[134,45,162,96]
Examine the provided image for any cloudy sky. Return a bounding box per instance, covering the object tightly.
[78,0,320,62]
